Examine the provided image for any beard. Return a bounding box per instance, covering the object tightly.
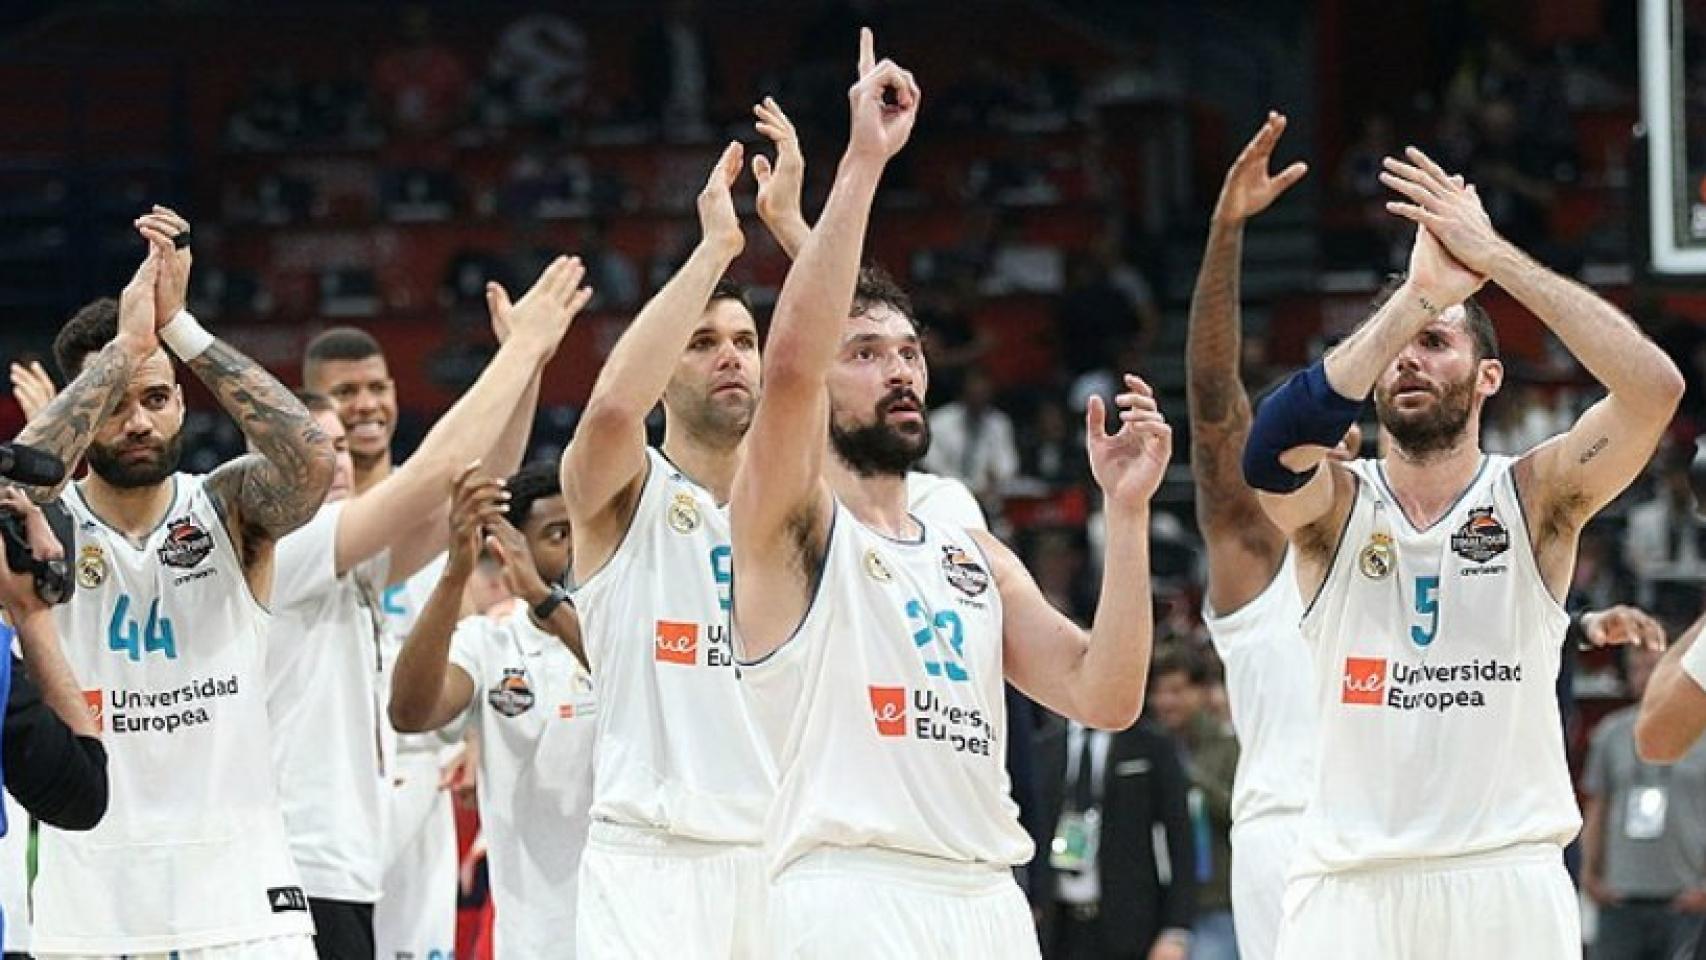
[831,391,931,477]
[669,383,756,448]
[1375,371,1475,458]
[86,432,185,489]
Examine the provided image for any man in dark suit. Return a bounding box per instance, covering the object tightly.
[1033,711,1197,960]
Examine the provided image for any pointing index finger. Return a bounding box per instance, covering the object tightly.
[858,27,875,76]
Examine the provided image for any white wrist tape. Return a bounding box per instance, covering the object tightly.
[1682,636,1706,695]
[159,310,214,360]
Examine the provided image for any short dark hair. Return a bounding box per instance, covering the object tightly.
[1371,273,1499,361]
[293,389,335,416]
[53,298,120,380]
[304,327,384,368]
[709,278,752,312]
[505,460,563,530]
[1150,642,1207,686]
[851,264,916,328]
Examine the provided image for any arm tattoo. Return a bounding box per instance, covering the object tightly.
[187,340,333,557]
[14,342,137,503]
[1186,222,1247,428]
[1579,436,1610,465]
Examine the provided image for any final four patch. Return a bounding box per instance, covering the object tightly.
[940,545,991,598]
[488,669,536,717]
[1451,506,1510,564]
[158,517,213,569]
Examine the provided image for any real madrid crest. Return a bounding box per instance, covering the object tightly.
[1358,532,1395,580]
[667,493,701,534]
[864,548,893,582]
[77,544,107,589]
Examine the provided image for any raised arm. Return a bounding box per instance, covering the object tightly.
[389,465,495,733]
[752,96,811,259]
[999,376,1171,730]
[339,258,590,585]
[15,247,162,502]
[1381,146,1684,534]
[731,30,919,660]
[482,282,545,479]
[560,145,745,567]
[1188,112,1306,612]
[1635,611,1706,764]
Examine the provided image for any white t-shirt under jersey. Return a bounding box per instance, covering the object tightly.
[266,501,392,903]
[570,448,774,843]
[1293,455,1580,877]
[35,475,312,955]
[1203,550,1316,825]
[738,503,1034,873]
[449,602,596,960]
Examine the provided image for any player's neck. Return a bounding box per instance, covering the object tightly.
[81,472,177,540]
[353,453,393,496]
[1383,434,1484,529]
[660,430,742,504]
[826,458,916,540]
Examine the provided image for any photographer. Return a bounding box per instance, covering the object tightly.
[0,485,108,830]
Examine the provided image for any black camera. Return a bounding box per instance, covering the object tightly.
[0,442,74,605]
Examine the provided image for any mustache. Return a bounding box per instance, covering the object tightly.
[878,388,923,413]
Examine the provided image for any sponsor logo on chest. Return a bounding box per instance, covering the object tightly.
[1340,654,1524,712]
[866,684,996,756]
[654,619,734,668]
[158,516,214,569]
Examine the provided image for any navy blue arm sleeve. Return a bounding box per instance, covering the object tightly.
[4,655,108,830]
[1241,361,1365,493]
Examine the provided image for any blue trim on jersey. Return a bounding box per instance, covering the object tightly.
[1373,455,1489,534]
[70,474,182,547]
[566,451,655,593]
[657,447,728,508]
[733,504,840,668]
[1299,472,1362,623]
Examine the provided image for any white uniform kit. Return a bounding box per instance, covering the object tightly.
[375,556,459,960]
[266,501,392,908]
[448,601,596,959]
[1202,550,1315,960]
[1275,456,1581,960]
[739,504,1037,960]
[37,475,315,958]
[570,449,773,959]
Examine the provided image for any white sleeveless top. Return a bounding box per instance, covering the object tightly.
[738,503,1033,873]
[569,448,773,843]
[1292,456,1580,877]
[35,475,312,954]
[1203,549,1317,825]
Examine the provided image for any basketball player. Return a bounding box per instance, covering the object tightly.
[730,30,1171,958]
[389,461,592,958]
[1243,149,1683,959]
[24,212,336,957]
[559,140,776,958]
[267,258,589,958]
[1186,112,1318,960]
[1636,609,1706,762]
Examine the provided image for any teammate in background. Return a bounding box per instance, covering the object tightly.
[730,30,1170,958]
[267,258,589,958]
[559,142,775,959]
[389,461,592,959]
[1636,610,1706,763]
[1244,149,1683,958]
[26,211,334,956]
[1185,112,1318,960]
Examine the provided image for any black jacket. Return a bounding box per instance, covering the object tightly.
[1033,716,1195,955]
[4,654,108,830]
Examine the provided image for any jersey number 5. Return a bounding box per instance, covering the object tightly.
[1411,576,1440,648]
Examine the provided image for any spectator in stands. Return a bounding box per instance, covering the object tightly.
[373,6,469,138]
[1583,640,1706,960]
[1019,401,1091,491]
[1625,442,1706,608]
[1033,703,1196,960]
[922,367,1019,520]
[1055,243,1158,380]
[1148,644,1239,960]
[579,219,641,312]
[1483,381,1573,455]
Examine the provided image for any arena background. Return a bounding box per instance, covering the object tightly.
[0,0,1702,936]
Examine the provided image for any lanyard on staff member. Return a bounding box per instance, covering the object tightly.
[1626,759,1673,841]
[1051,725,1105,873]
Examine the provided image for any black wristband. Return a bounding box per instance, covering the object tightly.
[532,584,570,622]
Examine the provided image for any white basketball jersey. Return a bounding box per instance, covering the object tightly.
[570,448,773,842]
[1203,550,1317,825]
[1293,456,1580,877]
[738,503,1033,873]
[35,475,312,955]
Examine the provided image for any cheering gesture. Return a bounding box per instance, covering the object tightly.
[847,28,920,163]
[10,361,56,423]
[1213,111,1308,225]
[699,140,746,258]
[446,462,507,580]
[753,96,808,251]
[483,256,594,364]
[1087,374,1173,512]
[1380,146,1507,276]
[133,205,193,325]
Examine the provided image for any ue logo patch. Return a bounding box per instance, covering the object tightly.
[1451,506,1510,564]
[158,516,213,569]
[488,669,536,717]
[1341,657,1387,706]
[940,545,990,598]
[868,685,907,737]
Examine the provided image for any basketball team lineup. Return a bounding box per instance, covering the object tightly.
[0,21,1704,960]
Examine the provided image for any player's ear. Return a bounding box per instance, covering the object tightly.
[1477,357,1504,397]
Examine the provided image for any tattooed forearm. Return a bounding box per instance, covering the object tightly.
[14,342,138,502]
[1579,436,1610,465]
[188,340,333,541]
[1187,219,1250,428]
